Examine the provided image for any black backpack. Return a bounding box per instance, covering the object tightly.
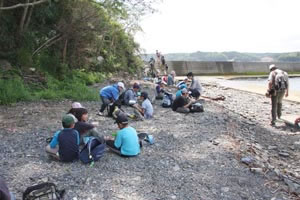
[23,182,65,200]
[190,103,204,113]
[79,137,106,164]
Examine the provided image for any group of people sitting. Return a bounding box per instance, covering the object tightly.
[45,102,144,163]
[45,80,157,162]
[156,72,204,113]
[44,71,203,163]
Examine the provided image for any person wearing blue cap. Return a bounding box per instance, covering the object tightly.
[105,114,140,157]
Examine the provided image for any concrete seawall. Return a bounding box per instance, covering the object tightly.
[166,61,300,75]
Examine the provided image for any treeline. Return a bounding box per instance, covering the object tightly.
[0,0,159,104]
[144,51,300,62]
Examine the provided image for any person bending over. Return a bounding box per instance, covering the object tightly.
[98,82,125,116]
[106,114,140,157]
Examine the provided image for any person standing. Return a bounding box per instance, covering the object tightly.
[267,64,289,125]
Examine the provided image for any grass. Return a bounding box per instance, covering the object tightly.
[0,71,102,105]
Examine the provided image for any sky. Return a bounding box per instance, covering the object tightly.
[134,0,300,54]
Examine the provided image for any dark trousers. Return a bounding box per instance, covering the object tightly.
[190,88,200,99]
[106,140,122,155]
[100,96,111,112]
[271,90,285,122]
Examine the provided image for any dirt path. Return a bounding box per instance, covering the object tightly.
[0,81,299,200]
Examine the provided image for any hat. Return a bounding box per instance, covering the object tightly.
[115,114,128,124]
[269,64,276,71]
[72,102,83,109]
[140,91,148,99]
[181,88,188,94]
[62,114,75,126]
[133,83,140,89]
[117,82,125,90]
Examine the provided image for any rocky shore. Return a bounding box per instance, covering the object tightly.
[0,80,299,200]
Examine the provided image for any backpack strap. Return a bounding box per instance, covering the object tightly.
[23,182,64,200]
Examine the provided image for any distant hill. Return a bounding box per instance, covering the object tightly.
[142,51,300,62]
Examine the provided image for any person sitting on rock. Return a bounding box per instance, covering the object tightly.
[187,72,203,100]
[98,82,125,116]
[172,88,196,113]
[123,83,140,106]
[105,114,140,157]
[45,114,80,162]
[155,80,167,100]
[134,91,153,120]
[167,71,176,86]
[71,107,104,144]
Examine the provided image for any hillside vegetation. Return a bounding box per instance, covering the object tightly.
[0,0,159,104]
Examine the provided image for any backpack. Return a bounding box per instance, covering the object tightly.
[274,70,288,90]
[190,103,204,113]
[79,137,106,164]
[162,92,173,108]
[23,182,65,200]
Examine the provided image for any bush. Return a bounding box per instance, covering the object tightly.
[34,75,99,101]
[0,79,31,104]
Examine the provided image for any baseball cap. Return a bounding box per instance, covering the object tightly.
[181,88,188,94]
[72,102,83,109]
[133,82,140,89]
[140,91,148,99]
[114,114,128,124]
[269,64,276,71]
[62,114,75,126]
[117,82,125,90]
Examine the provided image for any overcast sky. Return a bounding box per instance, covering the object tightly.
[134,0,300,54]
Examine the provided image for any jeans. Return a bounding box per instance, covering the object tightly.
[100,96,111,112]
[271,89,285,122]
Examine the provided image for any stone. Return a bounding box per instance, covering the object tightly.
[268,145,277,150]
[241,157,253,165]
[278,152,289,157]
[221,187,230,193]
[294,141,300,150]
[284,178,300,195]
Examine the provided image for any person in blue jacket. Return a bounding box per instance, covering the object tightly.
[105,114,140,157]
[98,82,125,116]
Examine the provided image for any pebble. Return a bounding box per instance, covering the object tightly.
[268,145,277,150]
[278,152,290,157]
[241,157,253,165]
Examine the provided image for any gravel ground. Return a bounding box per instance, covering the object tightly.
[0,80,299,200]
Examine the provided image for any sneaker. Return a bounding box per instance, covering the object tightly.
[270,121,275,126]
[97,111,104,116]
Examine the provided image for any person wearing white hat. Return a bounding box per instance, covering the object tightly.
[267,64,289,125]
[98,82,125,116]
